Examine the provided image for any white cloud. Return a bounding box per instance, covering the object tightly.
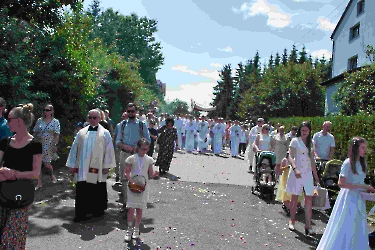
[218,46,233,53]
[210,62,223,68]
[166,82,217,108]
[171,64,221,81]
[317,17,336,31]
[311,49,332,59]
[232,0,292,28]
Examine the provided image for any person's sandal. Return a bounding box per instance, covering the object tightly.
[124,228,133,242]
[288,222,295,231]
[132,228,140,239]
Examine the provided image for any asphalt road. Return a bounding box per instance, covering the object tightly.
[25,149,373,250]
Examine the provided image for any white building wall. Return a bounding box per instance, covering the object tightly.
[332,0,375,78]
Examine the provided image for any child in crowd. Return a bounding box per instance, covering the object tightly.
[275,157,304,215]
[260,158,273,185]
[124,138,159,241]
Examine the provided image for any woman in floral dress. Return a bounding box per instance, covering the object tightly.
[155,117,178,175]
[33,104,60,189]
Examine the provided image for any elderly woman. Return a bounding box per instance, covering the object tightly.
[33,104,60,189]
[0,103,42,249]
[271,126,290,178]
[155,117,178,175]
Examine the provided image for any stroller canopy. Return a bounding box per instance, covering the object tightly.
[258,151,276,166]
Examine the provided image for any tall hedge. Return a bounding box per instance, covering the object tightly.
[271,114,375,174]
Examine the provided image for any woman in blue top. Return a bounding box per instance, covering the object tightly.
[317,137,374,250]
[0,98,12,141]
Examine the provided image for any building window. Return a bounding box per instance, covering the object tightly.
[348,56,358,70]
[350,23,360,40]
[357,0,365,15]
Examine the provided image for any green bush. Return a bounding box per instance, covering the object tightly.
[271,114,375,174]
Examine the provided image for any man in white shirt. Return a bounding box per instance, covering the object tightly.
[286,126,298,140]
[174,114,184,150]
[312,121,335,161]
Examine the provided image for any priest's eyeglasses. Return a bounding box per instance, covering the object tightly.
[88,116,98,120]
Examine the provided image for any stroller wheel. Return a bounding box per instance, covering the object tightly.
[251,186,255,195]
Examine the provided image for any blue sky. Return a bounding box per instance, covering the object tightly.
[83,0,348,107]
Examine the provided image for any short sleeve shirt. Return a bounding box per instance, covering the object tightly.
[312,131,335,160]
[0,137,42,172]
[289,137,312,169]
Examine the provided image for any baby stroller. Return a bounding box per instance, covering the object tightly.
[320,159,342,213]
[251,151,276,200]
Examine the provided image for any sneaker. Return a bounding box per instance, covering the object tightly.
[124,228,133,242]
[132,228,140,239]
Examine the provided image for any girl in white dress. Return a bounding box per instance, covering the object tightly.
[124,138,159,241]
[317,137,374,250]
[286,121,320,235]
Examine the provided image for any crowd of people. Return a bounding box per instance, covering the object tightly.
[0,97,375,249]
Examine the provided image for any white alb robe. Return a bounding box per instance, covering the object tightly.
[185,121,196,152]
[213,123,225,154]
[230,125,241,156]
[197,121,209,151]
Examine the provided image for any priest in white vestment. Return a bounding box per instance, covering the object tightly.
[185,116,196,153]
[66,109,115,222]
[197,116,209,152]
[213,118,225,155]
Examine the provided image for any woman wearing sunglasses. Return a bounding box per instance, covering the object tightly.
[33,104,60,189]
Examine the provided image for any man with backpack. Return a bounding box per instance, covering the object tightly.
[116,103,151,213]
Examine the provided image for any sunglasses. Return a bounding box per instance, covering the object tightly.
[127,110,135,113]
[88,116,98,120]
[264,128,270,130]
[43,109,52,112]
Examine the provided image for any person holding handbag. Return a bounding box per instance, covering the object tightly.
[0,103,42,249]
[32,104,60,189]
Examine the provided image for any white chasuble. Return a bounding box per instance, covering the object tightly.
[66,125,116,183]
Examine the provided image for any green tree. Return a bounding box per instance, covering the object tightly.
[268,54,274,70]
[210,64,234,119]
[159,99,189,115]
[289,45,298,64]
[91,9,165,101]
[282,48,288,66]
[299,45,307,64]
[334,63,375,115]
[87,0,101,22]
[274,52,281,67]
[1,0,80,29]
